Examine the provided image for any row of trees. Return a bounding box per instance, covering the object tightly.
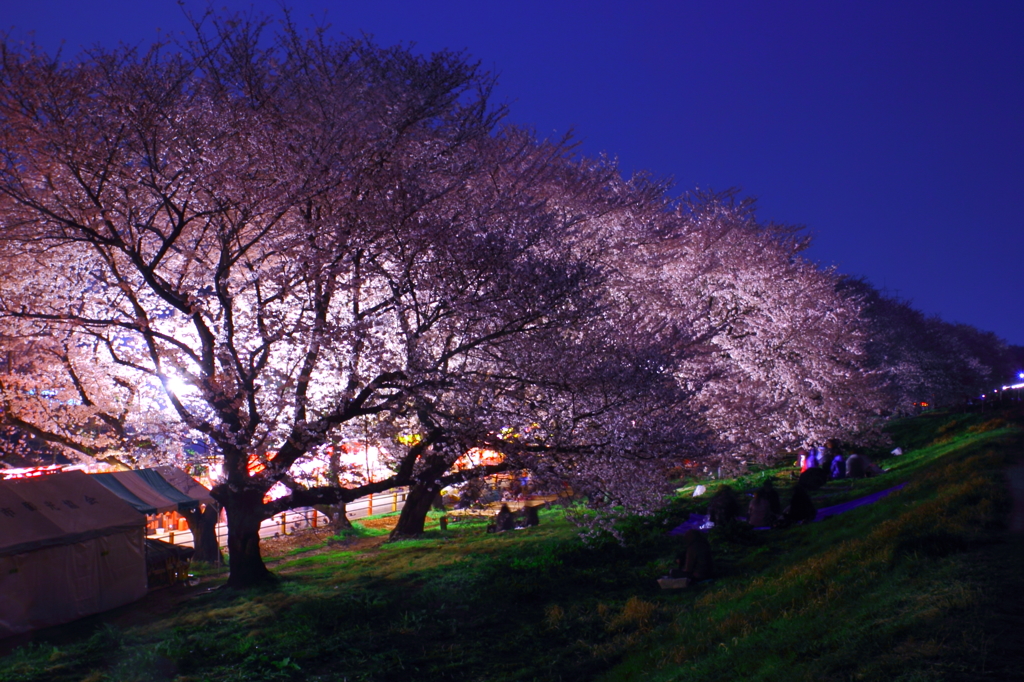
[0,16,1018,585]
[838,278,1022,412]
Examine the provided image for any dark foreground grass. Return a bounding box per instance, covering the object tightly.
[606,421,1024,681]
[2,410,1022,681]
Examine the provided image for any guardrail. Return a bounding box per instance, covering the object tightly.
[147,488,409,549]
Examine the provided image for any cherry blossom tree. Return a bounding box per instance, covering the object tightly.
[368,135,707,537]
[1,12,942,586]
[0,17,699,583]
[495,166,888,466]
[616,191,889,466]
[0,319,182,466]
[838,278,1019,410]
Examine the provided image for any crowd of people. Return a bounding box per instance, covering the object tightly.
[664,441,891,588]
[470,441,894,588]
[796,440,884,480]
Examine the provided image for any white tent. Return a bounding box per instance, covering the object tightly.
[0,470,147,638]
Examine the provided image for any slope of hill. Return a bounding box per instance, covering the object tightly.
[1,408,1021,681]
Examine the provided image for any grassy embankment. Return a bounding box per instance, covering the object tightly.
[1,409,1021,681]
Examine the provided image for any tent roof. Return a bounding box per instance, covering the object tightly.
[154,466,216,507]
[89,473,161,515]
[90,468,214,515]
[0,470,144,557]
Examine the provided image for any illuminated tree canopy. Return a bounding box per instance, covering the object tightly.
[0,15,913,585]
[0,17,701,584]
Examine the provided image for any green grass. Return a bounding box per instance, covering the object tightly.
[604,411,1024,682]
[2,409,1022,681]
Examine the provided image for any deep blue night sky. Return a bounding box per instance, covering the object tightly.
[3,0,1022,346]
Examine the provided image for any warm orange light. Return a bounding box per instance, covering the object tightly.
[247,452,276,475]
[0,464,66,480]
[454,448,504,470]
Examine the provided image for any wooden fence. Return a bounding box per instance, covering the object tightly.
[147,488,409,549]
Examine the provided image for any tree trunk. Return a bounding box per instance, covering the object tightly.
[180,503,224,565]
[389,482,439,539]
[316,502,354,533]
[222,489,274,588]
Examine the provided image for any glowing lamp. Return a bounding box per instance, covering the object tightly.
[167,376,188,395]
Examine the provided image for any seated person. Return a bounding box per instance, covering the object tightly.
[846,453,866,479]
[830,454,845,480]
[670,529,714,582]
[821,440,837,469]
[760,478,782,516]
[487,504,516,532]
[778,484,817,526]
[516,504,540,528]
[707,485,741,526]
[747,489,776,527]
